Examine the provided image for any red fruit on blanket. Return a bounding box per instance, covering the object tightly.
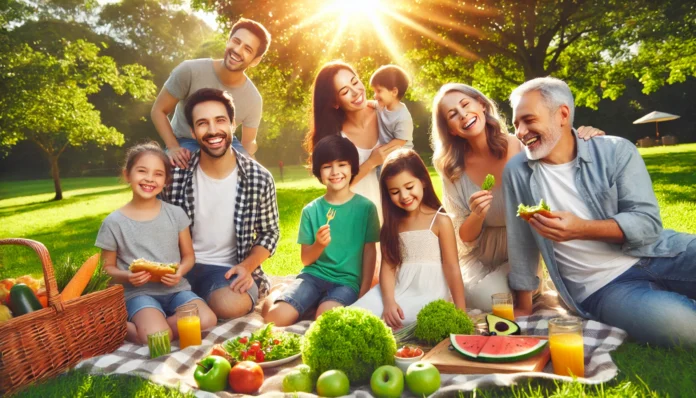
[228,361,264,394]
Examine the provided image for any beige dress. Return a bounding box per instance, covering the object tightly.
[442,173,512,311]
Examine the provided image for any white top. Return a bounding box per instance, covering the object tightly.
[341,132,382,221]
[192,166,239,267]
[351,207,450,325]
[536,158,638,302]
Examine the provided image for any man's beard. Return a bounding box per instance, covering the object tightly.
[525,125,563,161]
[199,133,231,158]
[223,50,248,72]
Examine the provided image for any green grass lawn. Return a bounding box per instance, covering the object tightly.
[3,144,696,397]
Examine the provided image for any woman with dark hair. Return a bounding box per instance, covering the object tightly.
[431,83,603,311]
[305,61,401,220]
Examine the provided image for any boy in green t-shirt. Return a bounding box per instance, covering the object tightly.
[264,135,380,326]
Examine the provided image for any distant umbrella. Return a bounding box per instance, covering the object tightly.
[633,111,680,138]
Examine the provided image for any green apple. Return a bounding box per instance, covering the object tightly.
[282,364,314,393]
[370,365,404,398]
[194,355,232,392]
[316,369,350,397]
[405,361,440,396]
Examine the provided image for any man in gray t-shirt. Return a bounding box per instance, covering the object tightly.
[151,18,271,168]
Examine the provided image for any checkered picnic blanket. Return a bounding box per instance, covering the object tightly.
[76,286,627,397]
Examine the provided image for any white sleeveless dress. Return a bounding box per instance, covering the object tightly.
[351,209,450,326]
[340,132,382,221]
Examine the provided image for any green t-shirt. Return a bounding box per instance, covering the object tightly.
[297,194,380,293]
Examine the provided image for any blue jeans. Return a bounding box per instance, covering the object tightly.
[176,136,248,157]
[185,263,259,312]
[276,273,358,317]
[581,239,696,346]
[125,290,200,321]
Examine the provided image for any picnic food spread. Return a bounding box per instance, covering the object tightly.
[194,355,231,392]
[486,314,521,336]
[220,323,301,363]
[414,299,474,344]
[450,334,548,363]
[302,307,397,383]
[128,258,178,282]
[516,199,552,221]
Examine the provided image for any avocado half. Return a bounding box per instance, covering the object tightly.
[486,314,521,336]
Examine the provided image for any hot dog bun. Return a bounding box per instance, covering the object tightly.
[129,258,178,282]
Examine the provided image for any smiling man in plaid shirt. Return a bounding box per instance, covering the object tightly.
[162,88,279,320]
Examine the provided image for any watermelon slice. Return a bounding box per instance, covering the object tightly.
[450,334,488,360]
[450,335,547,363]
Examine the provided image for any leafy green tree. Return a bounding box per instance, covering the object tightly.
[0,40,155,199]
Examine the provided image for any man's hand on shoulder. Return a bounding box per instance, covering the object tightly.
[168,146,191,169]
[528,211,587,242]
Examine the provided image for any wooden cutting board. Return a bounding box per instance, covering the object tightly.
[422,336,550,374]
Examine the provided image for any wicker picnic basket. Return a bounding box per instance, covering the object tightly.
[0,238,127,395]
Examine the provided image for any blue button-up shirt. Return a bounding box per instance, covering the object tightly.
[502,132,695,317]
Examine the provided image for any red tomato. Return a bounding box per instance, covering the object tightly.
[255,350,265,362]
[241,350,248,360]
[273,339,280,345]
[239,336,248,344]
[229,361,264,394]
[249,342,261,354]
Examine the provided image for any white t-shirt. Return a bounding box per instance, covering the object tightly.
[192,166,238,267]
[536,158,638,302]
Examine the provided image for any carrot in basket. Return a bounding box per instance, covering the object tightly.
[61,253,100,301]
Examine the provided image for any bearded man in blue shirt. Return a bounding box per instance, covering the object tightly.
[503,77,696,346]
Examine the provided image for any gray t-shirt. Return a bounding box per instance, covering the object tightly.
[377,103,414,149]
[95,202,192,301]
[164,58,263,139]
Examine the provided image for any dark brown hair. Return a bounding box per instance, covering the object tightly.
[311,135,360,184]
[369,64,410,100]
[303,61,357,162]
[431,83,509,182]
[123,141,172,184]
[184,88,235,130]
[229,18,272,58]
[380,149,442,270]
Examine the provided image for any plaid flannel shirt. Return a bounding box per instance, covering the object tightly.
[161,148,280,298]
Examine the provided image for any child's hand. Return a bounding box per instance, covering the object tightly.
[315,224,331,247]
[160,272,182,287]
[128,271,151,287]
[383,301,405,329]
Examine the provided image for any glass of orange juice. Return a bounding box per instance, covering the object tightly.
[176,303,202,349]
[549,316,585,377]
[491,293,515,321]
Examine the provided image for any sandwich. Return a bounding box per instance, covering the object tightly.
[516,199,552,221]
[129,258,178,282]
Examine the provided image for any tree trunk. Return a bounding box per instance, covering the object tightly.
[50,154,63,201]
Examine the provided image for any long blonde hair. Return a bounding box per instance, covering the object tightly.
[431,83,509,182]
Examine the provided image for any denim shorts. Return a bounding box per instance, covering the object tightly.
[125,290,200,321]
[276,273,358,317]
[185,263,259,311]
[176,136,248,157]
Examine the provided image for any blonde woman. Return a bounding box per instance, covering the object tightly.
[431,83,603,311]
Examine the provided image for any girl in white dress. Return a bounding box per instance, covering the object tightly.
[352,149,466,328]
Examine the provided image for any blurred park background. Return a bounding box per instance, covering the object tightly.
[1,0,695,198]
